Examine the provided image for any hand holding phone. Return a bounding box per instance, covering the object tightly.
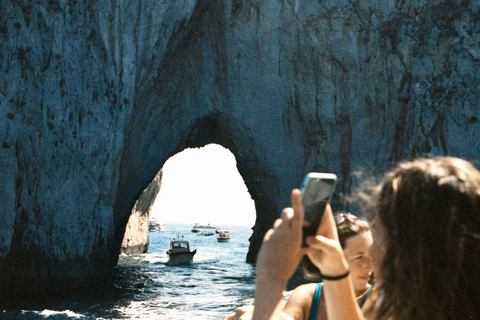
[301,172,338,244]
[300,172,337,277]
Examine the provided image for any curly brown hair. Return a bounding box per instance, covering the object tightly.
[373,157,480,320]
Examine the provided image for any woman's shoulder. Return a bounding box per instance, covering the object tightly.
[284,283,319,309]
[284,283,319,320]
[291,283,319,298]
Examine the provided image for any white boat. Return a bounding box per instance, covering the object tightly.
[215,227,230,234]
[166,236,196,266]
[192,223,217,231]
[149,220,165,232]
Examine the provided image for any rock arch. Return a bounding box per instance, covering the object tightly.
[1,0,480,295]
[116,110,287,265]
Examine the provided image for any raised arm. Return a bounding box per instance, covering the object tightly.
[305,204,364,320]
[251,190,364,320]
[252,190,308,320]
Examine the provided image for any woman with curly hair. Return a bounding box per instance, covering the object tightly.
[252,157,480,320]
[369,156,480,319]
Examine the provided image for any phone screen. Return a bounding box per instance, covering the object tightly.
[301,173,337,241]
[300,173,337,277]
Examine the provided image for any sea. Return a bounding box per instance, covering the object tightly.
[0,224,256,320]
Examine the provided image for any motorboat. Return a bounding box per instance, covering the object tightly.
[166,236,196,266]
[215,227,230,234]
[149,218,165,232]
[217,232,230,242]
[199,231,215,236]
[149,223,165,232]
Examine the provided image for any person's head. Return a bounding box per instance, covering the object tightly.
[370,157,480,320]
[302,213,374,289]
[335,214,374,294]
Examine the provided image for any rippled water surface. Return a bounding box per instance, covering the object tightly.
[1,225,256,319]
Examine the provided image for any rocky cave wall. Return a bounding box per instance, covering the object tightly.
[120,169,163,255]
[0,0,479,294]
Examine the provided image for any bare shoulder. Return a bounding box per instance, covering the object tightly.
[288,283,318,300]
[284,283,318,320]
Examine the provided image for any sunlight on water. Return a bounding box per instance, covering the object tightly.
[1,224,255,320]
[110,225,256,319]
[35,310,84,318]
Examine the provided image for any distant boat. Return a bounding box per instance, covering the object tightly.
[217,232,230,242]
[149,219,165,232]
[199,231,215,236]
[191,227,200,233]
[192,223,217,231]
[215,227,230,234]
[166,236,196,266]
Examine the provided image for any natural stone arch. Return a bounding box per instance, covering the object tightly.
[1,0,480,296]
[115,110,287,265]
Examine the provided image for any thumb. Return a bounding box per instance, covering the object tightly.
[316,204,339,241]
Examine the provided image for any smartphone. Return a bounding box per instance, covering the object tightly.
[301,172,338,244]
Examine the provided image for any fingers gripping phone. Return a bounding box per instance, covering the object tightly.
[300,172,337,278]
[301,173,338,246]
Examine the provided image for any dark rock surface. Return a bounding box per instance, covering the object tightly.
[0,0,479,293]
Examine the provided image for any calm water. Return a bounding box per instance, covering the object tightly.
[1,224,256,319]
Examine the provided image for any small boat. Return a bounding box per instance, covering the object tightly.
[166,236,196,266]
[149,223,165,232]
[217,232,230,242]
[199,231,215,236]
[192,223,217,230]
[215,227,230,234]
[191,227,200,233]
[149,219,165,232]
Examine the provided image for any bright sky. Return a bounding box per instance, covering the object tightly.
[151,144,256,226]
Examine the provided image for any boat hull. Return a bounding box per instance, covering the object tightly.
[217,232,231,242]
[192,224,217,231]
[166,250,197,266]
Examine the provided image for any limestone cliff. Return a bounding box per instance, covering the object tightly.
[120,169,163,255]
[0,0,479,294]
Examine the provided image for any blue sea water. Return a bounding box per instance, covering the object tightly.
[1,224,256,320]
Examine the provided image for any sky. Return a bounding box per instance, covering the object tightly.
[150,144,256,226]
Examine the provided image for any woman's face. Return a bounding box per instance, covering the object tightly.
[343,231,374,294]
[369,218,387,282]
